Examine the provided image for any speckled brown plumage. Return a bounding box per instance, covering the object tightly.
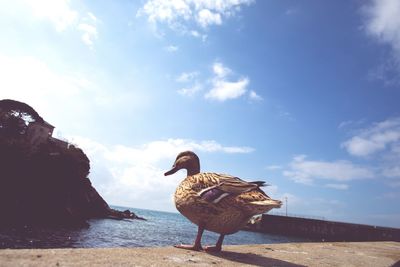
[174,172,281,234]
[165,151,282,251]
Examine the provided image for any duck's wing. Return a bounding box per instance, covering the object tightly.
[216,174,267,194]
[197,173,269,203]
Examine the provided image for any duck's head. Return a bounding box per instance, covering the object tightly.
[164,151,200,176]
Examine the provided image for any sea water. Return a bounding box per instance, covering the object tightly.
[0,207,306,249]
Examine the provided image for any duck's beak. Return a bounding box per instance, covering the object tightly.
[164,165,178,176]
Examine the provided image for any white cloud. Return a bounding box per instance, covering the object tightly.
[86,12,97,22]
[367,57,400,86]
[205,78,249,101]
[263,184,279,197]
[77,12,99,49]
[383,166,400,178]
[9,0,98,48]
[177,83,203,96]
[176,71,199,82]
[213,62,232,78]
[266,192,342,220]
[280,193,303,208]
[197,9,222,28]
[0,53,146,133]
[205,62,249,101]
[164,45,179,52]
[249,90,263,101]
[177,61,251,102]
[363,0,400,56]
[342,136,385,157]
[137,0,254,38]
[265,165,282,170]
[261,186,346,220]
[342,117,400,157]
[23,0,78,32]
[362,0,400,85]
[0,53,101,139]
[283,155,374,185]
[0,54,86,100]
[190,30,207,41]
[338,119,367,130]
[138,0,192,25]
[221,145,254,153]
[340,117,400,186]
[325,183,349,190]
[78,23,97,48]
[70,137,254,210]
[176,71,201,96]
[338,120,353,130]
[190,30,200,37]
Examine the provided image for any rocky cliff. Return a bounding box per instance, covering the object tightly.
[0,99,143,227]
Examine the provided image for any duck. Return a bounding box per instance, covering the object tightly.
[164,151,282,252]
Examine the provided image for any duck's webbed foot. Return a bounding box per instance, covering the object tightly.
[204,245,222,252]
[204,234,224,253]
[174,224,204,251]
[174,244,203,251]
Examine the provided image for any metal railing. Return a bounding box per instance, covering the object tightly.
[267,211,325,221]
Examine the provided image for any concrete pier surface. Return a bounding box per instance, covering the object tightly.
[0,242,399,267]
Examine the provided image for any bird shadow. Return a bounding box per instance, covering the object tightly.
[207,250,306,267]
[391,260,400,267]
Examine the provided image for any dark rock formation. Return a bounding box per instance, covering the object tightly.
[0,99,143,228]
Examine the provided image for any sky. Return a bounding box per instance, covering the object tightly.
[1,0,400,228]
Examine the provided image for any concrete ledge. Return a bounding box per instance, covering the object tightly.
[0,242,399,266]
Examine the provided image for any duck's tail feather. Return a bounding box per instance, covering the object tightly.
[250,199,282,208]
[246,198,282,215]
[250,181,270,187]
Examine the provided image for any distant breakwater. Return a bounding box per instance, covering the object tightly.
[245,214,400,242]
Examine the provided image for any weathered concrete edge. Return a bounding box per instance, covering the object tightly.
[0,242,399,267]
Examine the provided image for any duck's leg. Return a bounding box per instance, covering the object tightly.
[204,234,225,252]
[174,225,204,251]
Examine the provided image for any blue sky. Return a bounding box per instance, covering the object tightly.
[1,0,400,228]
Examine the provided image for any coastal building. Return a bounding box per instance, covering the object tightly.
[26,121,69,150]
